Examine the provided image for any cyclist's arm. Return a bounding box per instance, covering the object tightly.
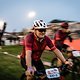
[68,35,73,42]
[25,50,32,68]
[25,50,34,76]
[66,31,73,42]
[24,33,33,68]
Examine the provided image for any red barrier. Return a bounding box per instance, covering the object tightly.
[46,39,80,50]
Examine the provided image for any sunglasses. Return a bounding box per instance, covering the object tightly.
[36,29,46,32]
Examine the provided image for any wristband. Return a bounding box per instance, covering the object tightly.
[64,60,67,63]
[27,66,33,70]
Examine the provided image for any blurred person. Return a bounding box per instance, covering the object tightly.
[0,22,6,49]
[0,29,2,49]
[54,22,73,66]
[19,20,73,80]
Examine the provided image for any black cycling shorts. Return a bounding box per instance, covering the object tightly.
[21,58,46,74]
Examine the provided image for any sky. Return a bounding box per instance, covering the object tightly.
[0,0,80,32]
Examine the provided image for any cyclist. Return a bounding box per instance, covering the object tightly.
[54,22,73,66]
[19,20,73,80]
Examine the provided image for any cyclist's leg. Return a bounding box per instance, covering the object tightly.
[65,45,73,58]
[57,58,62,67]
[20,58,34,80]
[51,57,58,67]
[21,57,27,70]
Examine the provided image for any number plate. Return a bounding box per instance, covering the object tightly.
[72,51,80,57]
[46,68,60,78]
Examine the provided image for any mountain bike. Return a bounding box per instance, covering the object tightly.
[20,67,61,80]
[51,50,80,80]
[20,59,74,80]
[20,62,73,80]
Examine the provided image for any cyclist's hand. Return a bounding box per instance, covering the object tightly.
[25,67,35,76]
[64,60,73,67]
[17,55,21,59]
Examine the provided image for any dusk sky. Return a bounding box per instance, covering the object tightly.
[0,0,80,32]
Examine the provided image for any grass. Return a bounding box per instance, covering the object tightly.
[0,45,24,80]
[0,45,80,80]
[0,45,55,80]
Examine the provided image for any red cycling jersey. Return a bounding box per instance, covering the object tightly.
[21,32,56,61]
[54,30,70,45]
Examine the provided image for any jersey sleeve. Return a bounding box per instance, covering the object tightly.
[46,36,56,50]
[24,34,33,50]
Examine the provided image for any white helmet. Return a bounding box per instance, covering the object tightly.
[33,20,48,29]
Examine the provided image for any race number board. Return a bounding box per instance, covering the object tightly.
[46,68,60,78]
